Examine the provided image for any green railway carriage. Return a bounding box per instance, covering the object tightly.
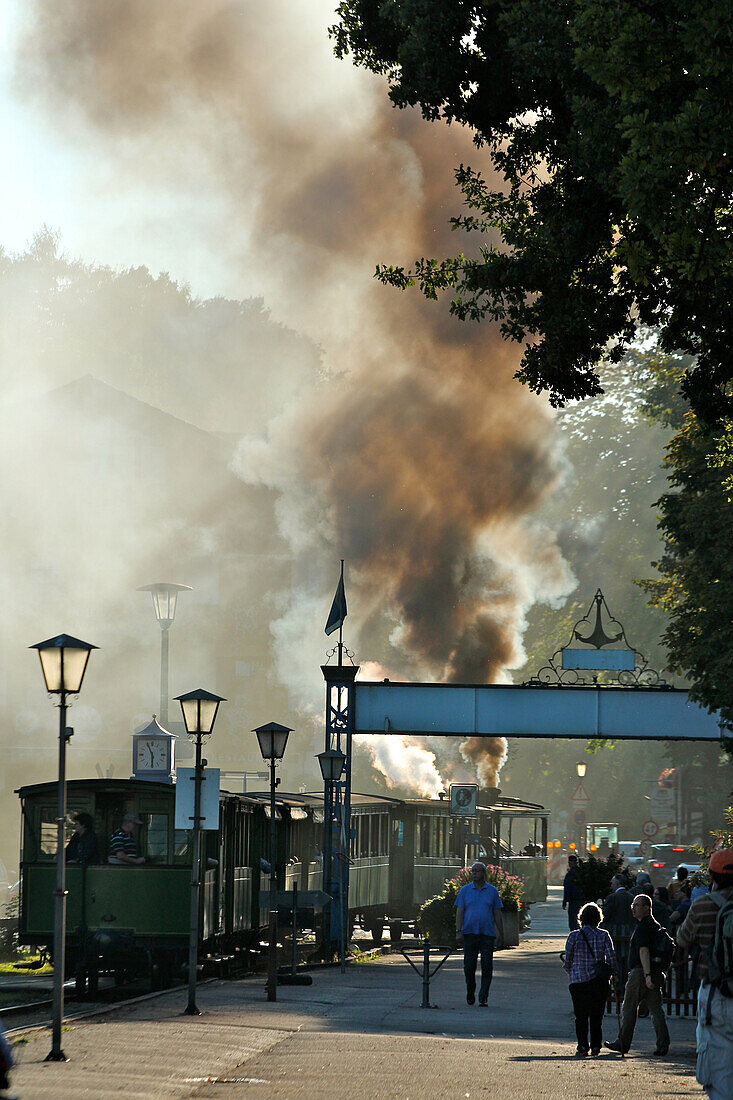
[17,778,265,991]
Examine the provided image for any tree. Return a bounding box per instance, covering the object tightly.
[640,404,733,727]
[332,1,733,419]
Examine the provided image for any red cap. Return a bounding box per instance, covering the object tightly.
[709,848,733,875]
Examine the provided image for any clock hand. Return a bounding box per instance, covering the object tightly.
[149,744,155,766]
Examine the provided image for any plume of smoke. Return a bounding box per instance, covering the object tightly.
[16,0,576,792]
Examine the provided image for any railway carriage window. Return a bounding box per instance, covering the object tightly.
[38,809,75,859]
[380,815,388,855]
[418,815,430,857]
[350,816,357,859]
[359,817,369,858]
[393,819,404,847]
[145,814,169,861]
[174,830,191,862]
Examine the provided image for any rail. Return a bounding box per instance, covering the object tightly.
[606,944,700,1017]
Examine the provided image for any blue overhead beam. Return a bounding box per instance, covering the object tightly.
[353,682,723,741]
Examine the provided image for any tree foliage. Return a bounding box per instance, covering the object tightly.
[332,1,733,418]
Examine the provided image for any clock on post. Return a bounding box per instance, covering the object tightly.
[132,715,176,784]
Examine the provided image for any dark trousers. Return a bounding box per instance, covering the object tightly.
[569,976,609,1051]
[463,934,496,1002]
[567,902,580,931]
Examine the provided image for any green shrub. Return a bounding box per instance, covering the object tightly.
[417,866,525,945]
[576,853,631,903]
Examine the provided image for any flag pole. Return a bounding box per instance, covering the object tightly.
[337,559,344,667]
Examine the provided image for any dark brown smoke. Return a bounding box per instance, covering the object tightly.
[16,1,573,786]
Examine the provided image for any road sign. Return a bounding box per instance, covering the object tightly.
[174,767,220,830]
[639,839,652,856]
[573,809,586,826]
[571,783,590,803]
[276,889,331,910]
[650,788,675,821]
[450,784,478,817]
[642,819,659,838]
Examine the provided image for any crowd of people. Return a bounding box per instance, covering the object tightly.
[561,849,733,1100]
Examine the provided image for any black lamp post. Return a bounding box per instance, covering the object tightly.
[317,748,346,960]
[176,687,225,1015]
[138,583,192,726]
[254,722,292,1002]
[30,633,96,1062]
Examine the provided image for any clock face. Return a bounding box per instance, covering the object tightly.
[136,738,168,771]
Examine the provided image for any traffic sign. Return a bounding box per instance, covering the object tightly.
[639,839,652,856]
[642,819,659,838]
[571,783,590,803]
[573,809,586,826]
[450,784,478,817]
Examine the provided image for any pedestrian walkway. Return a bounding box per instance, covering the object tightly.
[9,889,702,1099]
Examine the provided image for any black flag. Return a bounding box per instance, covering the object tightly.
[325,568,347,636]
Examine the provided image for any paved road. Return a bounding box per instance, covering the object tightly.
[9,888,703,1098]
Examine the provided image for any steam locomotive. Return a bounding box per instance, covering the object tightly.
[17,777,548,992]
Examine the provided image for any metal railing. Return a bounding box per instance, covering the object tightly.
[606,940,699,1017]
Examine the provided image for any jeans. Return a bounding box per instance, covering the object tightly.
[619,966,670,1053]
[463,933,496,1002]
[569,976,609,1051]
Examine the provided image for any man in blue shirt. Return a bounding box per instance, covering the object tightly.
[455,862,504,1006]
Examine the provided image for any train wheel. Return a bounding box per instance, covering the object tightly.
[389,922,403,943]
[370,920,384,945]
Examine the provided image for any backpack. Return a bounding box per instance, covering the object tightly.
[650,925,675,974]
[706,892,733,997]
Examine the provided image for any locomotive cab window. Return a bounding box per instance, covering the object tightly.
[145,813,169,862]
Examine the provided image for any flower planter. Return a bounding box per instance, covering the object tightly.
[497,910,519,948]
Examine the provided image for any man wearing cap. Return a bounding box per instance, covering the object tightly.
[455,862,504,1006]
[109,813,146,865]
[676,849,733,1100]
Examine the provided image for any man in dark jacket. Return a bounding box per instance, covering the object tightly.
[605,894,670,1056]
[603,875,634,973]
[563,855,583,931]
[65,812,100,865]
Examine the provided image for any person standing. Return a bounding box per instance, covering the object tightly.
[602,875,634,970]
[676,849,733,1100]
[563,902,617,1057]
[455,862,504,1007]
[563,854,583,932]
[605,894,670,1056]
[109,812,146,865]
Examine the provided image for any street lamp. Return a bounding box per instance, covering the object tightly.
[138,583,192,726]
[176,687,225,1015]
[576,761,587,778]
[30,633,96,1062]
[254,721,292,1002]
[317,748,346,963]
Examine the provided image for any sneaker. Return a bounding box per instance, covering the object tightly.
[652,1049,669,1057]
[590,1049,600,1057]
[604,1041,625,1053]
[466,992,475,1005]
[575,1048,588,1057]
[478,1000,488,1007]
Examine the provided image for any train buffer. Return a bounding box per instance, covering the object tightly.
[400,939,455,1009]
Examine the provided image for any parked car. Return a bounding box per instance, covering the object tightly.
[646,844,701,887]
[618,841,644,869]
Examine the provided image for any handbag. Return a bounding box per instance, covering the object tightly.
[581,928,614,980]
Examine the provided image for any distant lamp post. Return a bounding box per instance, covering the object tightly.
[138,583,192,726]
[176,688,225,1016]
[317,747,346,960]
[254,722,292,1002]
[576,761,587,778]
[30,633,97,1062]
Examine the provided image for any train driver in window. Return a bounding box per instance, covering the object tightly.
[66,812,100,865]
[109,812,147,865]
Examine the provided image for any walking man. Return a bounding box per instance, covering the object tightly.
[605,893,670,1056]
[563,854,583,932]
[455,862,503,1006]
[676,849,733,1100]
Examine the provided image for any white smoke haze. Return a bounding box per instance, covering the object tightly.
[0,0,580,827]
[361,735,444,800]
